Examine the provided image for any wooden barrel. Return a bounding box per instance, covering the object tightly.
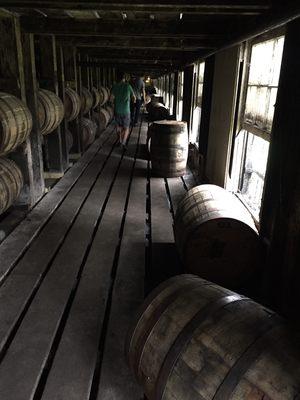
[98,86,109,106]
[64,87,81,121]
[38,89,64,135]
[0,157,23,215]
[66,129,73,152]
[106,105,114,121]
[81,118,96,149]
[174,184,259,288]
[91,87,101,109]
[151,94,164,104]
[81,87,93,115]
[126,274,300,400]
[150,120,188,178]
[148,102,170,122]
[0,92,33,155]
[93,108,111,131]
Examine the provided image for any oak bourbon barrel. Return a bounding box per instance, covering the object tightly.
[98,86,109,106]
[126,274,300,400]
[174,184,259,287]
[64,87,81,121]
[0,157,23,215]
[38,89,64,135]
[81,118,96,149]
[94,107,111,131]
[150,120,188,177]
[91,87,101,109]
[147,102,170,122]
[106,105,114,123]
[0,92,33,155]
[81,87,93,115]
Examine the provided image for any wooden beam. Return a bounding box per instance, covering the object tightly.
[1,1,271,13]
[78,48,205,60]
[20,17,236,37]
[78,59,180,67]
[59,36,219,51]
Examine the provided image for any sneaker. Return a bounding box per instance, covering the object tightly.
[122,143,128,151]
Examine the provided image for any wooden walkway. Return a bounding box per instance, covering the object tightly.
[0,121,195,400]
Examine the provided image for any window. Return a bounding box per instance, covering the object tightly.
[165,74,170,108]
[177,71,184,121]
[190,61,205,145]
[228,35,285,221]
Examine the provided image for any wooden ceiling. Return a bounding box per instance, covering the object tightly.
[2,1,300,77]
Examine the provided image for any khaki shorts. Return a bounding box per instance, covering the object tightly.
[114,113,131,128]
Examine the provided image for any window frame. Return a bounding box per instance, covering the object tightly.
[228,27,286,224]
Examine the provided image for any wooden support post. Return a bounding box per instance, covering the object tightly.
[80,53,90,89]
[63,46,82,155]
[260,18,300,318]
[198,55,215,181]
[173,71,179,118]
[0,16,44,207]
[57,44,69,167]
[182,65,194,134]
[37,35,68,174]
[22,32,45,203]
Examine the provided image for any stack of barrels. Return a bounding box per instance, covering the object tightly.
[92,87,113,134]
[0,92,31,215]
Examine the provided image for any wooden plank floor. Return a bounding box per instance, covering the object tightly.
[0,120,194,400]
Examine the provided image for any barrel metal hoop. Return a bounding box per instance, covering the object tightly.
[133,281,210,381]
[125,276,201,363]
[212,314,283,400]
[156,294,246,400]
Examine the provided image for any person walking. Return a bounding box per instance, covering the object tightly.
[111,71,136,150]
[132,75,146,126]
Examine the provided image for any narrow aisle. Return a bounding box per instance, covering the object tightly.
[0,121,189,400]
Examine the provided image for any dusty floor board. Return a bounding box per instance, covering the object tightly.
[97,124,147,400]
[0,133,116,357]
[0,125,115,283]
[166,177,187,216]
[40,127,140,400]
[0,138,119,400]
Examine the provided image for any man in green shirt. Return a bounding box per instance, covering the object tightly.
[111,71,136,149]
